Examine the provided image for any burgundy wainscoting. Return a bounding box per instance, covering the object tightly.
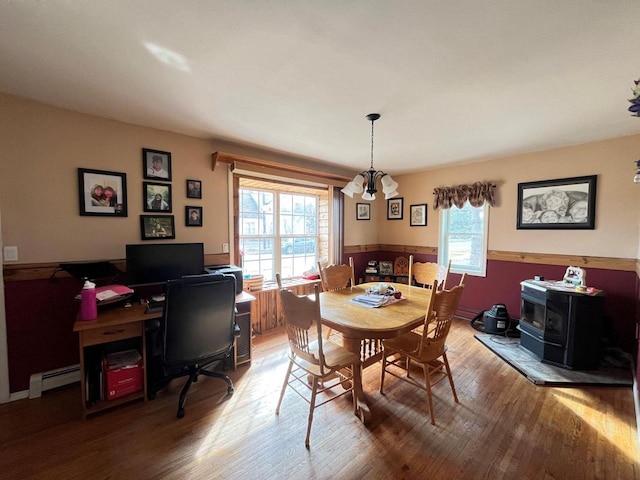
[5,277,81,393]
[348,251,638,356]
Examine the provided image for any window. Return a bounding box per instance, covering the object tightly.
[438,201,489,276]
[238,179,328,281]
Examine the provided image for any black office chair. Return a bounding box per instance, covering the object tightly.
[153,273,238,418]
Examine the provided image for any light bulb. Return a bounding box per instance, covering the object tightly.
[381,174,399,193]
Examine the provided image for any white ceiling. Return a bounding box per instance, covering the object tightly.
[1,1,639,175]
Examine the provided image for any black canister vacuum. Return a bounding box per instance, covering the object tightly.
[471,304,519,337]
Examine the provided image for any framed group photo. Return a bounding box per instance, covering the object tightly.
[186,206,202,226]
[410,203,427,226]
[387,197,404,220]
[78,168,128,217]
[142,148,172,181]
[517,175,597,229]
[356,203,370,220]
[144,182,172,212]
[140,215,175,240]
[187,179,202,199]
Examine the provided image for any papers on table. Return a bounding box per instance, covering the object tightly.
[350,294,390,308]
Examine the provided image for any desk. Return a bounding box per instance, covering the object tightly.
[73,291,255,419]
[319,282,432,424]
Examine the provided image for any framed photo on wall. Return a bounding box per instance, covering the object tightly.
[186,206,202,226]
[387,197,404,220]
[142,148,172,181]
[517,175,597,229]
[410,203,427,226]
[144,182,172,212]
[140,215,175,240]
[187,179,202,199]
[356,203,370,220]
[77,168,127,217]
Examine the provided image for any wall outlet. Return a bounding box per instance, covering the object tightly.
[3,246,18,261]
[222,242,229,253]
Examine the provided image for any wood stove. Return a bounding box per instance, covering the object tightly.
[518,280,604,370]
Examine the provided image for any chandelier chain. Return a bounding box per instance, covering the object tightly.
[370,118,375,170]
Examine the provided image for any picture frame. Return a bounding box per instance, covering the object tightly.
[517,175,597,229]
[387,197,404,220]
[140,215,175,240]
[77,168,128,217]
[379,260,394,276]
[356,203,370,220]
[186,206,202,227]
[186,179,202,199]
[142,148,172,181]
[410,203,427,226]
[143,182,172,213]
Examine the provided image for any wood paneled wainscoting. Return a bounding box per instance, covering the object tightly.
[247,278,321,335]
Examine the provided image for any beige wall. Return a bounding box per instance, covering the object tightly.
[0,94,354,265]
[345,134,640,259]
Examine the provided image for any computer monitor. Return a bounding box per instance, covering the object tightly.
[125,243,205,287]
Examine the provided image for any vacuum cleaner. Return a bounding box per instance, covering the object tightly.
[471,304,519,336]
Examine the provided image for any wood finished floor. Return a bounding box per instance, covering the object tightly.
[0,319,638,480]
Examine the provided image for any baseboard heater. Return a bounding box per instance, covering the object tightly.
[29,364,80,399]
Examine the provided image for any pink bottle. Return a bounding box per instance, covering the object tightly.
[80,280,97,321]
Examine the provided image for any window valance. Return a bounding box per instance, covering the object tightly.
[433,182,496,210]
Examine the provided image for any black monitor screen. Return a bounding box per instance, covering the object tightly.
[125,243,204,287]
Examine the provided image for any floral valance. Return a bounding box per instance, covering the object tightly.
[433,182,496,210]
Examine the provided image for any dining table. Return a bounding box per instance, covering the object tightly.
[319,282,434,424]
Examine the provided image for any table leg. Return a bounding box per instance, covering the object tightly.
[341,335,371,425]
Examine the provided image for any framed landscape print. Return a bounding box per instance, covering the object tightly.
[410,203,427,226]
[144,182,172,213]
[517,175,597,229]
[356,203,370,220]
[78,168,127,217]
[140,215,175,240]
[387,197,403,220]
[142,148,172,181]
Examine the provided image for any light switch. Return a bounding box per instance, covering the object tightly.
[3,246,18,261]
[222,243,229,253]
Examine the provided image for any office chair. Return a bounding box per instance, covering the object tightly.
[153,273,238,418]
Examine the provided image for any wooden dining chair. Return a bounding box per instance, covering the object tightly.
[275,282,360,448]
[408,255,451,289]
[380,275,466,425]
[318,257,356,292]
[317,257,355,340]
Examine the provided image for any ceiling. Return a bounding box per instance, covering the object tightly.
[1,1,639,175]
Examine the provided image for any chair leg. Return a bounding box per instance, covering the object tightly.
[422,363,436,425]
[380,352,387,394]
[442,352,458,403]
[305,377,319,449]
[200,369,235,395]
[177,371,196,419]
[276,360,294,415]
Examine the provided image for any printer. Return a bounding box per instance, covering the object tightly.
[205,264,243,294]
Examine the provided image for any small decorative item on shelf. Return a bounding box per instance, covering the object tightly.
[243,275,264,292]
[628,78,640,117]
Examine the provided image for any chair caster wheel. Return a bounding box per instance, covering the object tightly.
[177,408,185,418]
[227,386,234,395]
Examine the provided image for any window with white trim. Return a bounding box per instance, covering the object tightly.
[237,179,328,281]
[438,201,489,276]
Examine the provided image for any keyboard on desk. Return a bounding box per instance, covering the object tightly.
[145,300,165,314]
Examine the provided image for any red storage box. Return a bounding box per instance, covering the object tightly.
[104,350,143,401]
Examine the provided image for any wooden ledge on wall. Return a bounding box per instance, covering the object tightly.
[211,151,351,185]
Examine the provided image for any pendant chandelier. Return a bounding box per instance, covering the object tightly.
[341,113,399,201]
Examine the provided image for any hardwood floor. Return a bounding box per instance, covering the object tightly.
[0,319,638,479]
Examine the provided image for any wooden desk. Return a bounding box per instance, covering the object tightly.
[73,291,255,419]
[73,303,150,420]
[319,282,432,424]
